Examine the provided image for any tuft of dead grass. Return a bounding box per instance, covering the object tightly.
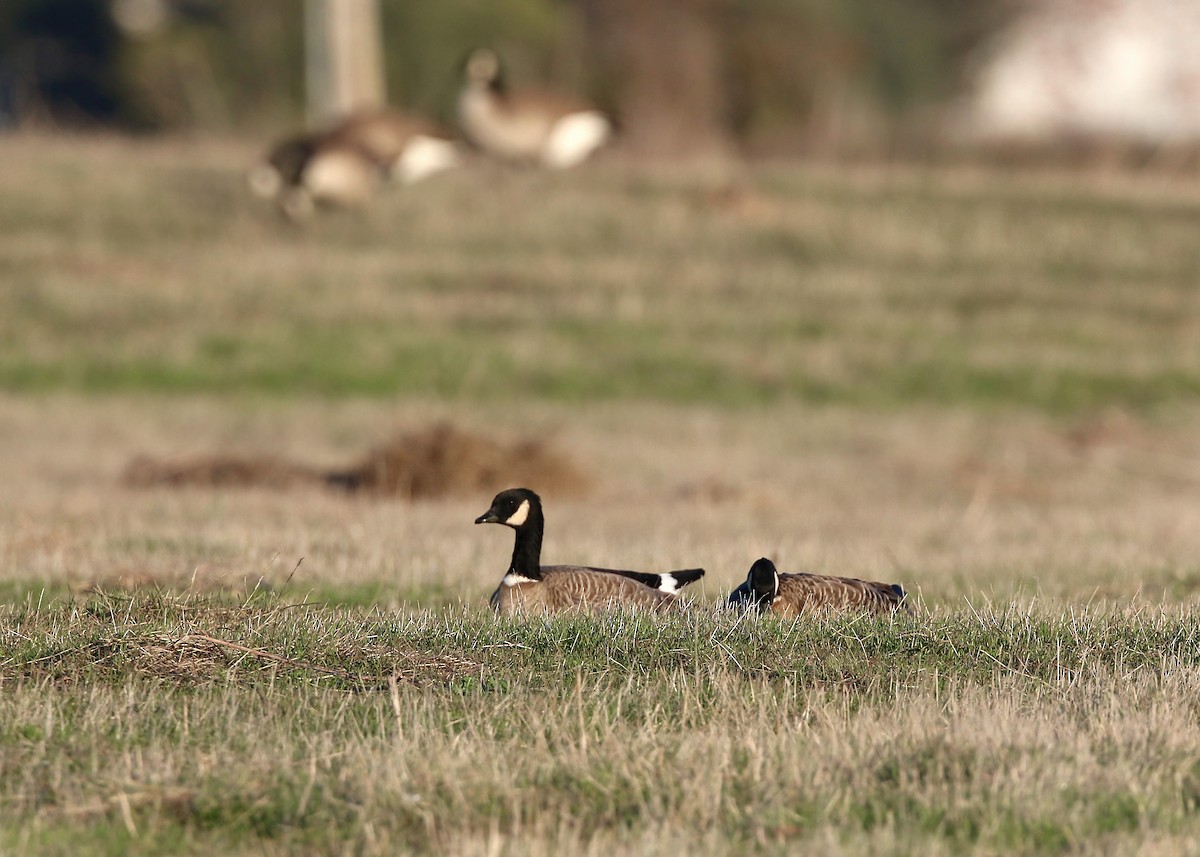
[8,627,482,689]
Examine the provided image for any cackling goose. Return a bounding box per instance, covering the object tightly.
[474,487,704,614]
[727,557,908,617]
[248,109,459,218]
[457,48,611,169]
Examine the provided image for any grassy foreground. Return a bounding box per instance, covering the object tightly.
[3,594,1200,856]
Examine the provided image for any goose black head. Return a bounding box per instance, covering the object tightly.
[726,557,780,611]
[463,47,504,91]
[475,487,541,528]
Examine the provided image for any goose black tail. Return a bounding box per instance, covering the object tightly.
[323,469,363,492]
[890,583,907,601]
[593,567,706,593]
[657,568,705,594]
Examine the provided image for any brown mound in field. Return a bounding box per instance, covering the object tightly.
[326,422,585,497]
[122,454,322,489]
[122,422,588,499]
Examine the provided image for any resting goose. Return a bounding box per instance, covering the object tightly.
[474,487,704,614]
[248,109,459,218]
[321,110,461,185]
[457,48,612,168]
[727,557,908,617]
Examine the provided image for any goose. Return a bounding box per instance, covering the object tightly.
[321,110,461,185]
[727,557,908,618]
[247,109,459,218]
[457,48,612,169]
[474,487,704,614]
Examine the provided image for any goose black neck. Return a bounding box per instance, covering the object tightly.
[508,506,544,579]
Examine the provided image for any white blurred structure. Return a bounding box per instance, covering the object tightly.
[966,0,1200,142]
[111,0,170,37]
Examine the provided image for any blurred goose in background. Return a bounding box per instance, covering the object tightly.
[474,487,704,614]
[457,48,612,168]
[248,109,459,219]
[727,557,909,617]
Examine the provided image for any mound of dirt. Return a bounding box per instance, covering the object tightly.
[326,422,585,497]
[122,454,322,489]
[122,422,588,499]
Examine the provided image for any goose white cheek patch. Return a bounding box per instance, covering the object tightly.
[504,499,530,527]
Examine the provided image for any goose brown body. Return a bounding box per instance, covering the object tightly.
[728,557,907,617]
[248,109,458,218]
[490,566,678,614]
[475,487,703,615]
[320,111,459,184]
[457,48,611,168]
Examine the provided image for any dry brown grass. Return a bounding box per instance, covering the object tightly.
[3,395,1200,609]
[8,627,480,689]
[4,401,1200,855]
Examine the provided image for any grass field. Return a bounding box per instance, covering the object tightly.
[2,134,1200,854]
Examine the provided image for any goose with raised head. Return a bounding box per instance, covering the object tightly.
[457,48,611,169]
[474,487,704,614]
[727,557,908,617]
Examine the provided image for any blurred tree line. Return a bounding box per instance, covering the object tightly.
[0,0,1014,154]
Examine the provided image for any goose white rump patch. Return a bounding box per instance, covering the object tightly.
[544,112,610,168]
[504,499,531,527]
[303,151,377,203]
[397,135,459,184]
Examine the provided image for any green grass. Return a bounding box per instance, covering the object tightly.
[11,330,1192,413]
[2,137,1200,412]
[2,594,1200,855]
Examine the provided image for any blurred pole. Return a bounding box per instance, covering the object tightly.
[304,0,385,126]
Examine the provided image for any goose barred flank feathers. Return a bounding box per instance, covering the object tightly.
[727,557,908,617]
